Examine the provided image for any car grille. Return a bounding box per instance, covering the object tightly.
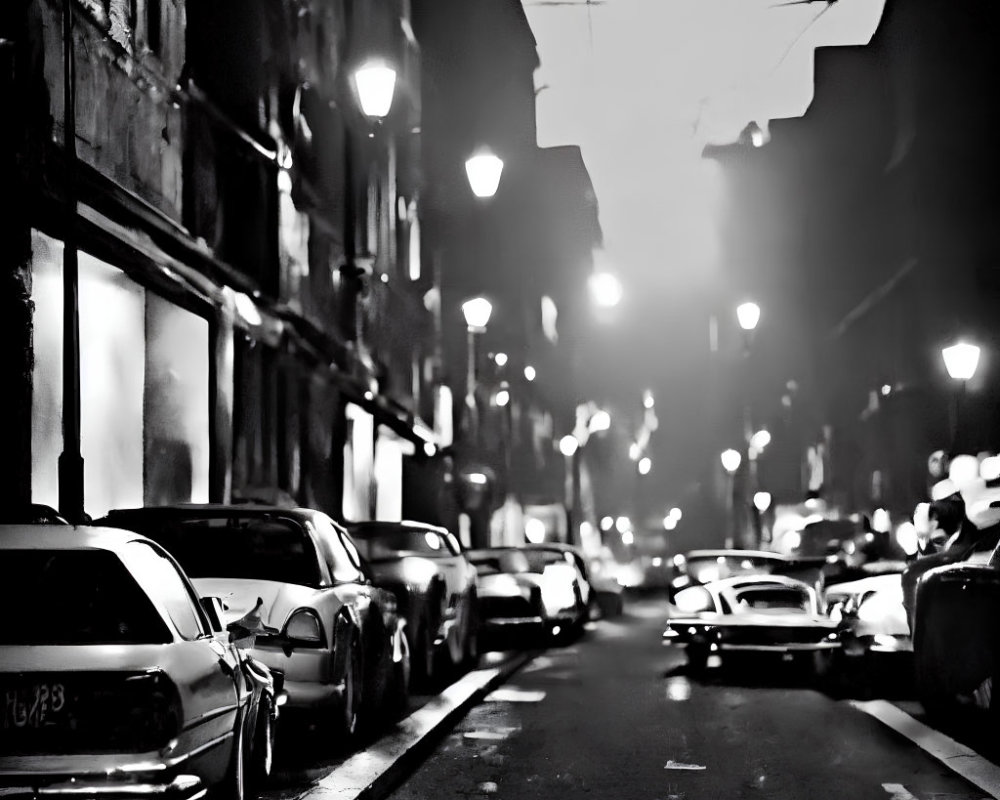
[0,670,181,755]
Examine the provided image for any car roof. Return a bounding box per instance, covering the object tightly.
[102,504,319,521]
[0,523,154,552]
[346,520,450,535]
[685,549,787,560]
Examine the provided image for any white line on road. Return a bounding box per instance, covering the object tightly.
[851,700,1000,799]
[299,654,532,800]
[882,783,918,800]
[663,760,707,771]
[484,687,547,703]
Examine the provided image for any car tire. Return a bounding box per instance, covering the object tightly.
[462,598,480,670]
[247,697,273,796]
[410,621,435,690]
[334,639,362,748]
[687,644,709,674]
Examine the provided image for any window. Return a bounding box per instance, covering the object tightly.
[312,515,366,584]
[0,549,171,645]
[147,0,161,54]
[121,541,207,640]
[349,525,450,561]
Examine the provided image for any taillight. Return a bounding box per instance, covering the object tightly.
[122,670,182,750]
[284,609,324,644]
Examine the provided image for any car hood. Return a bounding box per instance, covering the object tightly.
[826,573,902,602]
[193,577,344,629]
[367,556,441,588]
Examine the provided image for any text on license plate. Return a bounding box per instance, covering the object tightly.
[3,683,68,729]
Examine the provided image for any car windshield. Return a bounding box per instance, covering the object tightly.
[686,555,780,584]
[521,550,569,573]
[113,514,322,587]
[734,584,811,613]
[350,526,449,561]
[0,549,171,644]
[468,550,532,575]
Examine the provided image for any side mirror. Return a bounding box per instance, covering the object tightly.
[199,596,226,633]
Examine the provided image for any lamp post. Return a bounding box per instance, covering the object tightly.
[753,490,772,544]
[736,301,761,547]
[721,448,742,549]
[559,434,580,544]
[461,297,492,448]
[942,340,981,454]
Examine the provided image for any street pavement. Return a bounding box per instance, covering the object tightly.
[263,595,1000,800]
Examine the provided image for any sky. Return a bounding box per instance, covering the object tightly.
[523,0,887,499]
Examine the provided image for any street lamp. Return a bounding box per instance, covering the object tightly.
[353,60,397,119]
[462,297,493,446]
[942,340,981,453]
[560,434,581,544]
[721,448,741,549]
[465,149,504,199]
[736,301,761,332]
[589,272,623,308]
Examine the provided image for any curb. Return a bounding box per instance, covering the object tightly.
[297,651,538,800]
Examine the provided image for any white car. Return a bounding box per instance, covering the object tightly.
[826,572,911,657]
[0,525,277,800]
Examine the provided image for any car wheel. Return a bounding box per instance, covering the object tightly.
[335,640,362,747]
[410,622,436,690]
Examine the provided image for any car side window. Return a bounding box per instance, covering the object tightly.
[311,515,366,584]
[121,541,209,640]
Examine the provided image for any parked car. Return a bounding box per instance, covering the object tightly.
[663,574,840,676]
[911,520,1000,720]
[346,520,479,688]
[466,548,547,650]
[96,505,409,744]
[826,571,911,659]
[467,546,588,645]
[522,542,623,618]
[0,524,278,800]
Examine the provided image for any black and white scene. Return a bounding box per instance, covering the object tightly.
[5,0,1000,799]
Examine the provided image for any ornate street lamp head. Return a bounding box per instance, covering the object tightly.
[465,149,504,198]
[736,301,761,332]
[942,341,981,382]
[353,60,397,118]
[462,297,493,332]
[721,448,742,473]
[559,435,579,457]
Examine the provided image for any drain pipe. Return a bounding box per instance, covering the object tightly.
[58,0,84,523]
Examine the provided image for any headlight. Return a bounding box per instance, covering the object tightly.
[540,570,578,615]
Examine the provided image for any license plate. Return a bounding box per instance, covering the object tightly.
[3,682,69,730]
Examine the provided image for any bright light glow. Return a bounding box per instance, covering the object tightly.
[494,352,508,367]
[621,530,635,545]
[981,455,1000,482]
[663,516,678,531]
[881,384,892,396]
[942,341,981,381]
[949,455,980,489]
[589,272,623,308]
[872,508,891,533]
[354,61,397,118]
[750,429,771,451]
[753,491,772,512]
[589,410,612,432]
[895,522,918,556]
[233,292,262,327]
[674,587,714,614]
[600,515,614,531]
[668,507,682,521]
[638,457,652,475]
[525,518,547,544]
[465,150,504,198]
[468,472,488,485]
[524,365,536,382]
[673,554,686,568]
[559,435,579,457]
[783,530,802,551]
[424,532,442,550]
[629,443,641,461]
[423,442,437,457]
[495,389,510,407]
[643,390,655,409]
[652,556,664,567]
[720,448,741,473]
[462,297,493,331]
[736,301,761,332]
[615,515,632,533]
[551,625,562,637]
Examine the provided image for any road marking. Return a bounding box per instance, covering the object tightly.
[463,726,520,741]
[883,784,918,800]
[664,760,706,771]
[851,700,1000,799]
[485,687,547,703]
[299,653,534,800]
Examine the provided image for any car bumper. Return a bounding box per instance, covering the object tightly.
[0,774,207,800]
[252,644,340,711]
[662,628,841,653]
[478,617,546,650]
